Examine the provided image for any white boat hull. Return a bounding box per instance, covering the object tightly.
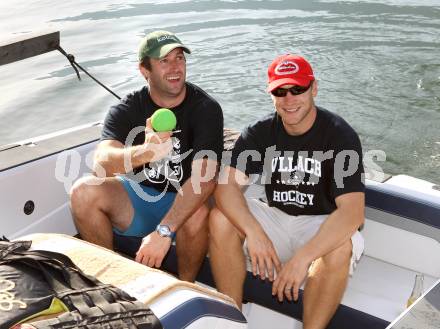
[1,123,439,328]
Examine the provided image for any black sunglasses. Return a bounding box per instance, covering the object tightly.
[271,81,313,97]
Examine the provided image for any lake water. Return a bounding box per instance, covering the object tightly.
[0,0,439,184]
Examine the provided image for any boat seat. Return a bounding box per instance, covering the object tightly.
[343,254,437,322]
[163,245,434,329]
[161,180,440,328]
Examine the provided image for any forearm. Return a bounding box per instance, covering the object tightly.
[296,193,364,263]
[158,158,219,231]
[93,145,146,177]
[160,178,215,232]
[215,179,262,238]
[93,141,167,177]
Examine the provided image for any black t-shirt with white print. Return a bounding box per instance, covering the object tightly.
[229,107,364,216]
[101,82,224,193]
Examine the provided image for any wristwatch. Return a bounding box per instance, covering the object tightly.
[155,224,176,240]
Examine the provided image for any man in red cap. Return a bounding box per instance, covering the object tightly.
[209,54,365,328]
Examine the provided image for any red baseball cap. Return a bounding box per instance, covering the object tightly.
[267,54,315,92]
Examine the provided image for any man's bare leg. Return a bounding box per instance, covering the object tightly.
[176,203,210,282]
[70,176,133,250]
[209,207,247,309]
[302,240,352,329]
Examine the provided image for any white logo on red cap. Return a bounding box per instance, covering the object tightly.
[275,60,299,76]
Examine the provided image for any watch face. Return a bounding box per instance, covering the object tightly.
[157,225,171,237]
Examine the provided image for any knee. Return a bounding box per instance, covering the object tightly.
[322,240,352,269]
[70,176,102,212]
[208,207,239,241]
[195,203,210,221]
[180,203,210,238]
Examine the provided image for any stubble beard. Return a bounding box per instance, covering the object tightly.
[149,75,186,100]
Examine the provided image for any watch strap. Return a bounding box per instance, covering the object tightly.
[156,224,176,240]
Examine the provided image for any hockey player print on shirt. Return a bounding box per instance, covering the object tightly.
[144,136,184,184]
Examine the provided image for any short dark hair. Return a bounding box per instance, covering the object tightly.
[140,57,152,70]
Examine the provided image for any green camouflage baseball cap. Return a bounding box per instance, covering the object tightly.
[138,30,191,61]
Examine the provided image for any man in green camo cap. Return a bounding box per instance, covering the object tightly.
[71,30,224,283]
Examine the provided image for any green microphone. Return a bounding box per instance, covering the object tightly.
[151,108,177,132]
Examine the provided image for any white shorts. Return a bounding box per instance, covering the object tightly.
[243,198,364,276]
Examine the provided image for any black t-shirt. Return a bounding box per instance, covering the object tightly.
[101,82,224,193]
[229,107,364,216]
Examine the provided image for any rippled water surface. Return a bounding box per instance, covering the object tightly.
[0,0,439,183]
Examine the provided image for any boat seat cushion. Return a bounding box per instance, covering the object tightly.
[20,233,236,307]
[161,245,437,329]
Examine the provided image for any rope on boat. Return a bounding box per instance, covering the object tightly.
[57,46,121,100]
